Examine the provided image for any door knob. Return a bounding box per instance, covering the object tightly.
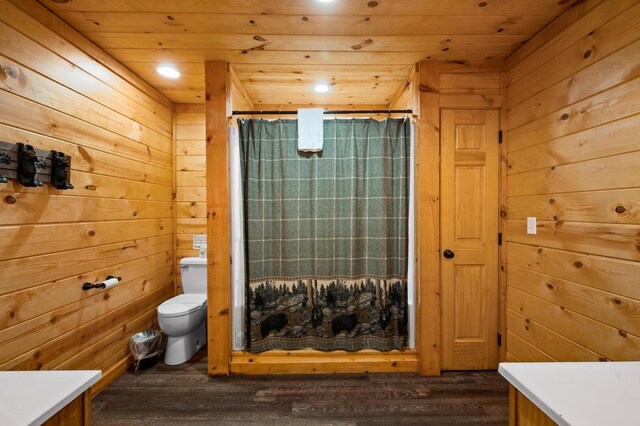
[443,249,455,259]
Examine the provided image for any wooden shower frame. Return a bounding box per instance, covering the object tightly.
[204,60,506,376]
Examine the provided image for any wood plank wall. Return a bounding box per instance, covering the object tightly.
[504,0,640,362]
[0,0,175,392]
[175,104,206,293]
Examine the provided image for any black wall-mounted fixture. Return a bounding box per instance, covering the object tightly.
[17,143,45,187]
[82,275,122,291]
[0,151,9,183]
[50,150,73,190]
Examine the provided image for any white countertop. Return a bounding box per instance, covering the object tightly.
[499,362,640,426]
[0,370,101,426]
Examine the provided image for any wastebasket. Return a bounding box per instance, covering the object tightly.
[130,330,162,371]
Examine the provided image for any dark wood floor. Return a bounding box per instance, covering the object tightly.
[93,349,509,425]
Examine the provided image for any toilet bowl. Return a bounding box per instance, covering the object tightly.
[158,257,207,365]
[158,294,207,365]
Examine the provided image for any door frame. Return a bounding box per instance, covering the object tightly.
[415,60,507,375]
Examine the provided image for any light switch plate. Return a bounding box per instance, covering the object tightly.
[527,217,537,235]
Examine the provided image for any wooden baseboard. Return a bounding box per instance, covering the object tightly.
[230,349,418,374]
[91,354,133,397]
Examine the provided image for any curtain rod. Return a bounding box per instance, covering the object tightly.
[232,109,412,115]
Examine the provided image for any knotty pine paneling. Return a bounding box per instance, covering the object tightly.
[174,105,207,292]
[505,1,640,362]
[0,0,174,393]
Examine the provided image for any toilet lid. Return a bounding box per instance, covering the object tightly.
[158,294,207,318]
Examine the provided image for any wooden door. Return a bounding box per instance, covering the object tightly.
[441,109,500,370]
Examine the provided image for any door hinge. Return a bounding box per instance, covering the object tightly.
[498,333,502,347]
[498,232,503,246]
[498,130,503,144]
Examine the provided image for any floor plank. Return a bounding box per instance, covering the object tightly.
[93,349,508,425]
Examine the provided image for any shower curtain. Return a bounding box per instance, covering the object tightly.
[238,118,411,353]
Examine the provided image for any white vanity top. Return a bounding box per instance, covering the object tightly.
[0,370,101,426]
[499,362,640,426]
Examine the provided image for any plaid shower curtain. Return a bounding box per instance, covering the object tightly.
[239,118,410,352]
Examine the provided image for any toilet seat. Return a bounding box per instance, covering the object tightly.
[157,294,207,318]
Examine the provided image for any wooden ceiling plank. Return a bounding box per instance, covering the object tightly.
[254,104,390,110]
[242,80,402,89]
[50,12,552,36]
[82,32,527,53]
[241,76,406,85]
[244,86,401,102]
[233,63,412,76]
[39,0,573,18]
[105,49,511,65]
[247,88,400,105]
[251,96,398,105]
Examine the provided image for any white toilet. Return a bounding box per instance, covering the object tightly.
[157,257,207,365]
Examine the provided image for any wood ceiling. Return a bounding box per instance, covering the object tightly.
[38,0,575,106]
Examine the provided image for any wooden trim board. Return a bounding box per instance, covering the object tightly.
[231,350,418,375]
[91,355,132,397]
[417,60,442,376]
[204,61,231,376]
[499,72,509,363]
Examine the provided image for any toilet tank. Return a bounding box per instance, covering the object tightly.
[180,257,207,294]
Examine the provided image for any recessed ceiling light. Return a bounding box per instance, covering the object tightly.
[313,83,330,93]
[317,0,336,2]
[156,64,180,79]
